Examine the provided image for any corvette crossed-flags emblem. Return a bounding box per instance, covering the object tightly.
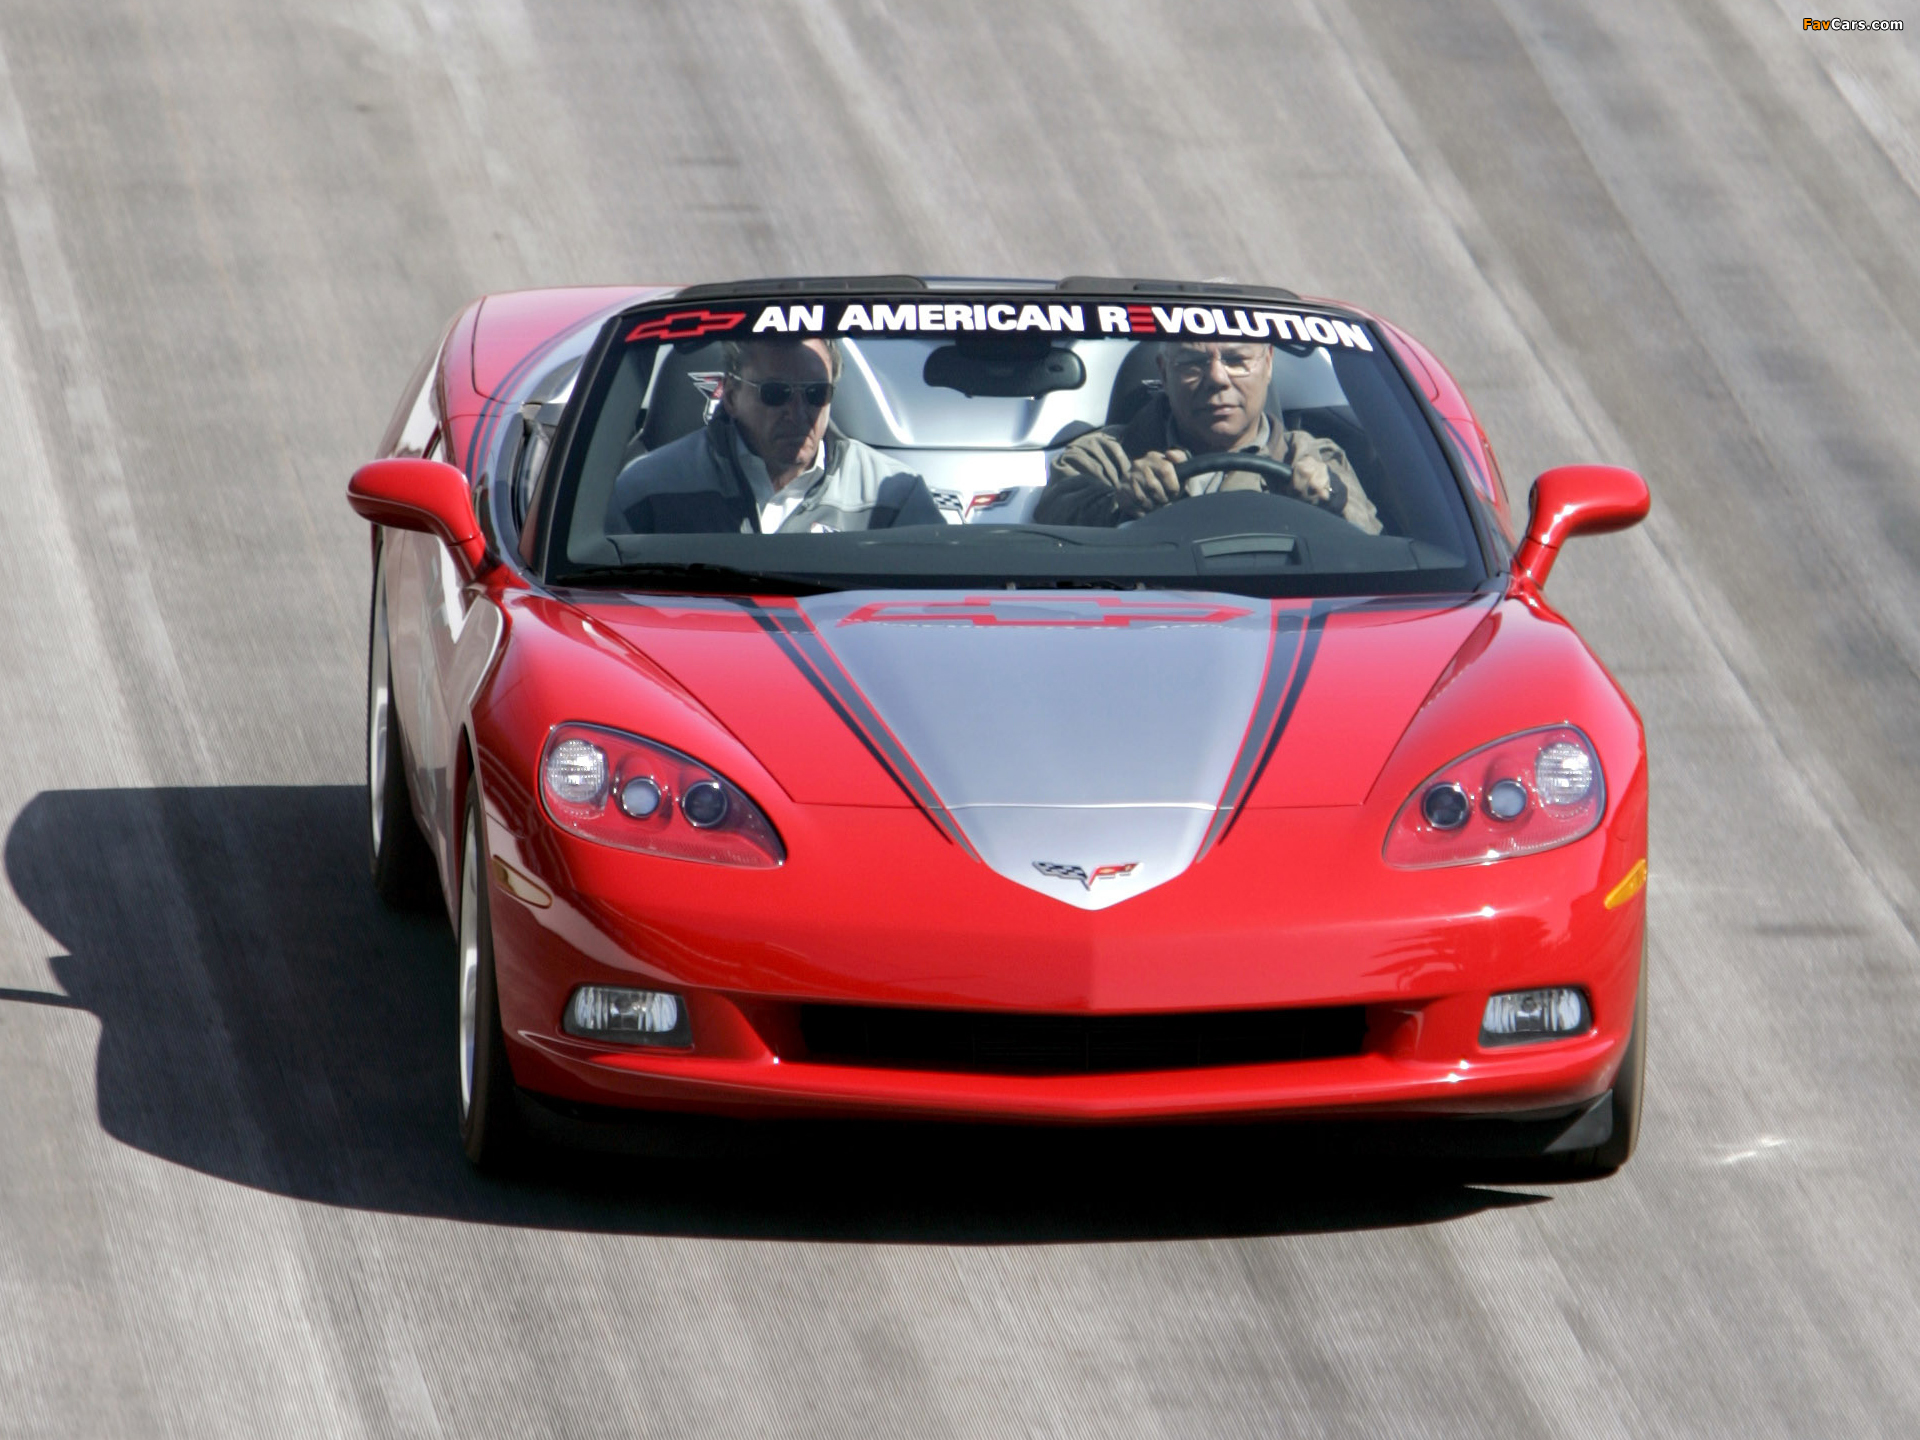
[1032,861,1139,890]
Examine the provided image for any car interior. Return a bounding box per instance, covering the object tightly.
[560,332,1471,562]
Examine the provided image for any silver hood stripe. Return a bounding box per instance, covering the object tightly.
[756,592,1319,909]
[1195,601,1329,856]
[736,602,981,859]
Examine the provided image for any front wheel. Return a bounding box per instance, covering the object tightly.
[457,785,524,1170]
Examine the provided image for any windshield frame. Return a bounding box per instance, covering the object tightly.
[530,283,1496,598]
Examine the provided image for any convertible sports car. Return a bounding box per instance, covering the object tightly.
[348,276,1650,1175]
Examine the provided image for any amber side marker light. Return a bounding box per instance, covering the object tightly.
[489,857,552,909]
[1605,858,1648,910]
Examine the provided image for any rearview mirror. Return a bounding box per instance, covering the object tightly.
[923,338,1086,398]
[348,458,488,578]
[1513,464,1650,589]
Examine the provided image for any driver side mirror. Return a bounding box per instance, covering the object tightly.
[1513,464,1650,589]
[347,458,489,578]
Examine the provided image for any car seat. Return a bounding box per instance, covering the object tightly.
[622,341,726,465]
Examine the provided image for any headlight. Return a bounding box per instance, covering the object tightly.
[539,723,785,868]
[544,738,609,805]
[1383,725,1604,868]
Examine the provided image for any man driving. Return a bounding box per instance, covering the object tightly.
[608,336,941,534]
[1034,340,1382,532]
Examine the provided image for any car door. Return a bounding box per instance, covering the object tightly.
[413,416,509,889]
[379,355,444,850]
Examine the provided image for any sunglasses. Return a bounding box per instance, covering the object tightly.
[735,378,834,408]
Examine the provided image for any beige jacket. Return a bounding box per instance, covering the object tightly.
[1034,394,1382,533]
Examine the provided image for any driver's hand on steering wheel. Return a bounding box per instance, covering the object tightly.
[1287,444,1338,509]
[1053,434,1191,518]
[1117,447,1187,517]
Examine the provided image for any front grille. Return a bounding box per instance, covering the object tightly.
[797,1003,1368,1075]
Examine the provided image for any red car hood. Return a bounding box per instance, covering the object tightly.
[575,590,1494,907]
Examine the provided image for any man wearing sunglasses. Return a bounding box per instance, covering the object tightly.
[608,336,941,535]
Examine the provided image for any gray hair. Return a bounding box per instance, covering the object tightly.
[721,335,843,381]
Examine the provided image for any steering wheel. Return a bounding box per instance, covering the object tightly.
[1119,451,1349,537]
[1172,451,1292,487]
[1170,449,1349,520]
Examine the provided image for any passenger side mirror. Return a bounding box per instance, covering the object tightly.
[1513,464,1650,589]
[348,458,489,578]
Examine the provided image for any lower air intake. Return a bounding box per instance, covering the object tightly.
[797,1003,1368,1075]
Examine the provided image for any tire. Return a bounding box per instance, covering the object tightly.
[1556,974,1647,1177]
[367,548,437,906]
[457,784,525,1171]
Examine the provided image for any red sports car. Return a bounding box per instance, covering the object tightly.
[348,277,1650,1175]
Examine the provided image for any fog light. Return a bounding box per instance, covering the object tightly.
[1481,987,1590,1045]
[563,986,691,1047]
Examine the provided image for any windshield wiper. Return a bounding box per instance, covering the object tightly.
[552,562,847,596]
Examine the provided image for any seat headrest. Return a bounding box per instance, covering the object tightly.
[639,341,725,452]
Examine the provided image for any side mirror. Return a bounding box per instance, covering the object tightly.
[1513,464,1650,589]
[348,458,488,578]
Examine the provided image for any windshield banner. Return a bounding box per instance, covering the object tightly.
[626,299,1375,350]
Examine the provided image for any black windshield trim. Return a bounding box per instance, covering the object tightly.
[538,284,1490,594]
[532,309,628,581]
[1369,328,1503,578]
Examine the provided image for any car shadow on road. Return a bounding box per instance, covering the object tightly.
[5,785,1547,1243]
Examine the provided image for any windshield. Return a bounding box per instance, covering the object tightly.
[541,291,1488,596]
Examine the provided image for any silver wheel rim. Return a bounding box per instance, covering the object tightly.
[458,820,480,1119]
[368,569,391,857]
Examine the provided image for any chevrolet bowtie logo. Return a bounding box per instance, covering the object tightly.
[1033,861,1139,890]
[624,308,748,342]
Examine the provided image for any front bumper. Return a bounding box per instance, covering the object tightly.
[484,803,1647,1126]
[514,1020,1624,1125]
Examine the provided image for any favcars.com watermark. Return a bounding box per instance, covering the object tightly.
[1804,16,1905,27]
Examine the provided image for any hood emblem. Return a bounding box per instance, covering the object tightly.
[1033,860,1139,890]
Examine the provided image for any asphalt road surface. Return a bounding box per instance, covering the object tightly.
[2,1,1918,1435]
